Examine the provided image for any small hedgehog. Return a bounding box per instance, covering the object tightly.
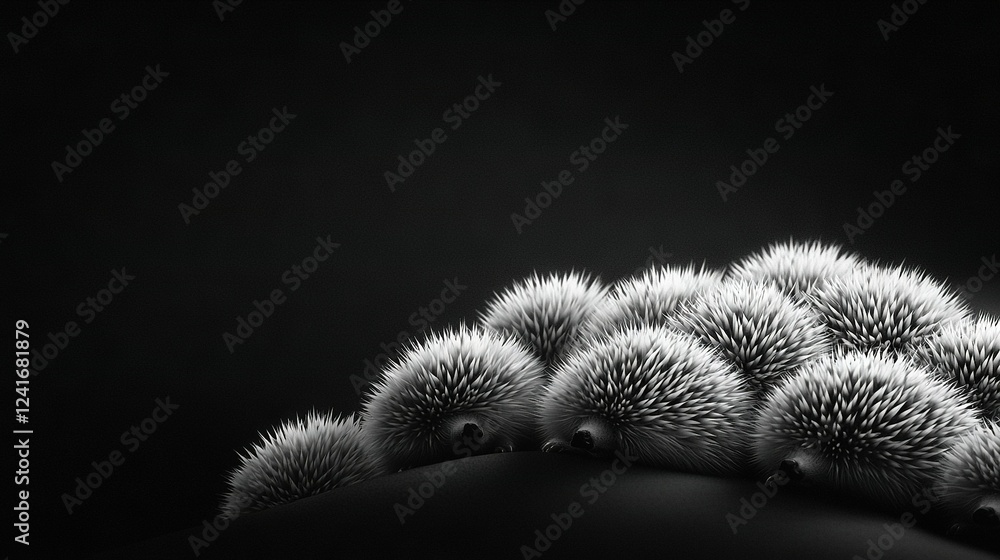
[670,280,832,395]
[753,351,978,510]
[728,239,862,300]
[479,270,608,367]
[809,263,970,353]
[936,421,1000,531]
[221,411,385,518]
[912,315,1000,421]
[540,324,754,475]
[362,324,546,471]
[574,264,723,344]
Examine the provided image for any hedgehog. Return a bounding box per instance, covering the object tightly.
[479,270,608,368]
[573,264,723,347]
[809,263,970,353]
[912,315,1000,421]
[540,324,755,475]
[669,280,832,396]
[220,411,385,519]
[936,421,1000,532]
[753,350,978,510]
[362,324,546,472]
[728,239,863,300]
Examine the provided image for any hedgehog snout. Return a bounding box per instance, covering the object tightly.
[571,430,594,450]
[973,506,999,527]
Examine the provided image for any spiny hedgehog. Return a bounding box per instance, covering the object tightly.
[912,315,1000,421]
[753,351,978,510]
[221,411,385,519]
[670,279,832,395]
[540,324,754,475]
[727,239,863,300]
[936,421,1000,530]
[479,270,607,367]
[573,264,723,345]
[809,263,970,353]
[362,324,546,472]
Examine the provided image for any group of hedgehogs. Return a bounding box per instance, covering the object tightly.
[219,240,999,541]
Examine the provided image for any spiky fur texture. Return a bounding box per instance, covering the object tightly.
[936,422,1000,522]
[754,351,978,510]
[810,264,970,353]
[913,315,1000,421]
[670,280,832,395]
[728,239,862,299]
[540,324,754,474]
[575,264,723,344]
[221,411,384,519]
[479,271,608,366]
[363,325,546,472]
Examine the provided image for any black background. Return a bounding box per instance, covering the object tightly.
[3,0,999,557]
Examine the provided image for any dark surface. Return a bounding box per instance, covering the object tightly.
[3,1,998,558]
[93,452,1000,560]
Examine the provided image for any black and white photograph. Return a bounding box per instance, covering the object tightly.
[4,1,999,558]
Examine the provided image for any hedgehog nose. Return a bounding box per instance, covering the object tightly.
[973,506,999,527]
[778,459,804,481]
[571,430,594,451]
[463,422,484,441]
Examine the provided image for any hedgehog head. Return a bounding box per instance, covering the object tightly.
[728,239,862,299]
[937,421,1000,530]
[479,270,607,366]
[362,324,546,471]
[541,324,754,474]
[754,351,978,509]
[810,263,970,353]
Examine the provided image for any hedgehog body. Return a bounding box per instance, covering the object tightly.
[540,324,754,474]
[480,271,607,367]
[221,411,385,518]
[363,325,546,471]
[575,264,723,345]
[913,315,1000,421]
[728,239,862,299]
[810,264,970,353]
[753,351,978,510]
[670,280,832,395]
